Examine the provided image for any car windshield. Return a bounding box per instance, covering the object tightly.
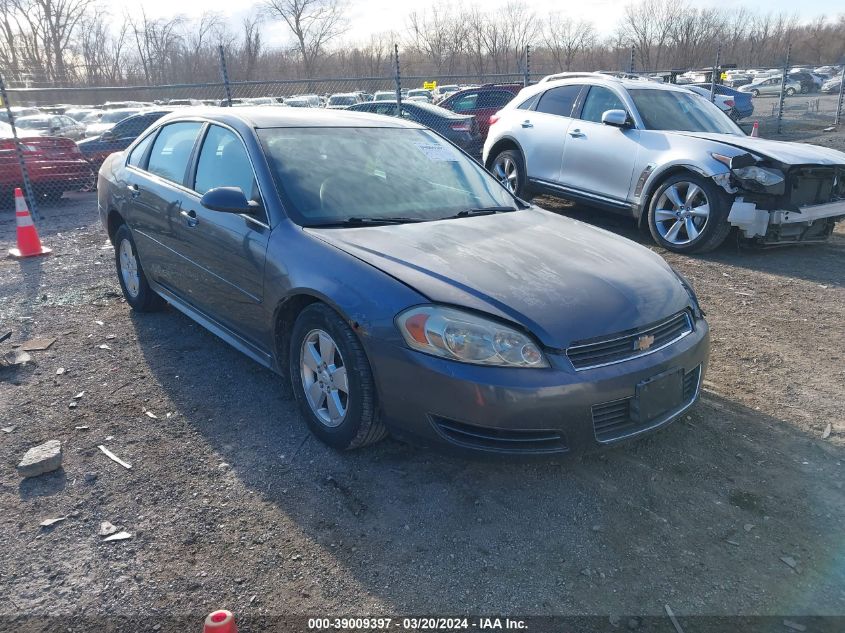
[629,89,742,134]
[16,118,50,129]
[258,127,518,226]
[329,96,356,105]
[373,93,393,101]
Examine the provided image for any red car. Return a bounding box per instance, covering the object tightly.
[438,84,523,140]
[0,125,93,203]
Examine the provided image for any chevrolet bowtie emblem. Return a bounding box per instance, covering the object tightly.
[635,334,655,352]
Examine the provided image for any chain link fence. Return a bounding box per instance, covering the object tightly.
[1,44,843,217]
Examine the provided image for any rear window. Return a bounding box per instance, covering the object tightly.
[146,122,203,184]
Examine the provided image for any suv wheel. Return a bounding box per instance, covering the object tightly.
[289,304,387,450]
[647,173,732,254]
[491,149,526,197]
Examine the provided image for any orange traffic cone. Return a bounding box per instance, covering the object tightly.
[750,121,759,137]
[8,188,51,258]
[204,610,237,633]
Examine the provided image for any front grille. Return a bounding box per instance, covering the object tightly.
[567,312,693,371]
[592,365,701,443]
[432,417,568,454]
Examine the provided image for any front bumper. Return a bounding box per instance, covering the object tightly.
[368,317,710,455]
[728,197,845,242]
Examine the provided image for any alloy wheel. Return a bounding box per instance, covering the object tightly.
[119,238,140,298]
[493,155,518,193]
[654,181,711,246]
[300,329,349,428]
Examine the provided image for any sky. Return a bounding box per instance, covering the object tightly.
[113,0,844,45]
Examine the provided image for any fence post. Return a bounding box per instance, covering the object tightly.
[629,47,635,74]
[710,43,721,103]
[393,44,402,112]
[0,73,39,219]
[218,45,233,107]
[776,44,791,135]
[836,63,845,126]
[524,45,531,86]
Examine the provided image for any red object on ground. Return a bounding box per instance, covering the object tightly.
[204,610,237,633]
[8,187,51,258]
[750,121,759,137]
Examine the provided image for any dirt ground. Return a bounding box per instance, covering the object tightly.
[1,129,844,631]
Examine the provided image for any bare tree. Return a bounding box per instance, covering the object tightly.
[263,0,347,77]
[543,14,596,71]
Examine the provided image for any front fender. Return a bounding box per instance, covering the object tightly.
[633,158,729,220]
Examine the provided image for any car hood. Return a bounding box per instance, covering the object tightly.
[672,132,845,165]
[306,208,690,349]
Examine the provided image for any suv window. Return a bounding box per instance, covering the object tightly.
[535,85,582,117]
[194,125,260,206]
[580,86,626,123]
[516,93,540,110]
[478,91,515,109]
[146,122,202,184]
[128,131,155,168]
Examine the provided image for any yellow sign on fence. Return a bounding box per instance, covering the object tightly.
[423,81,437,91]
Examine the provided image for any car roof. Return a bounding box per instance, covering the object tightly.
[523,75,691,97]
[155,106,424,130]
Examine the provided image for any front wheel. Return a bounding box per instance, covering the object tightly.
[289,304,387,450]
[491,149,527,198]
[786,87,796,96]
[750,89,759,97]
[647,174,732,254]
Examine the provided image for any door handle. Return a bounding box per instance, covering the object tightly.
[569,128,585,137]
[127,183,141,198]
[180,209,199,227]
[521,120,533,128]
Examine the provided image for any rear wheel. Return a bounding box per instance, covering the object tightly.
[786,87,796,96]
[750,89,759,97]
[114,224,165,311]
[647,173,732,254]
[491,149,527,198]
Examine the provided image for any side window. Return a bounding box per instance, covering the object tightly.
[479,91,515,109]
[535,85,582,117]
[452,93,479,112]
[61,116,75,126]
[580,86,626,123]
[51,116,62,129]
[128,131,156,168]
[516,93,540,110]
[194,125,260,205]
[146,122,203,184]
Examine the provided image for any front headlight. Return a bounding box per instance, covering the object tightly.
[731,165,785,187]
[396,305,549,368]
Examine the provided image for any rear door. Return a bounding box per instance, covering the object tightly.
[124,121,204,293]
[558,85,640,206]
[173,124,270,345]
[519,84,583,185]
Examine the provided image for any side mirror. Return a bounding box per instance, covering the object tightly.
[100,130,115,141]
[200,187,259,214]
[601,109,630,128]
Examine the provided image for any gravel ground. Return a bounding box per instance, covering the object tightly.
[1,138,844,632]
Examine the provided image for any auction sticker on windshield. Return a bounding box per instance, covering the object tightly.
[414,142,458,162]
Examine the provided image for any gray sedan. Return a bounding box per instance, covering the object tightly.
[98,108,709,455]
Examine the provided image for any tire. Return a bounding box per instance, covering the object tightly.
[491,149,527,198]
[113,224,165,312]
[750,89,759,97]
[786,87,796,96]
[647,173,732,254]
[289,303,387,450]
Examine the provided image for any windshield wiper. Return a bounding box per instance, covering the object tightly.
[307,216,426,227]
[450,206,520,218]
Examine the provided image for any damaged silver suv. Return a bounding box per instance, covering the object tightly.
[483,75,845,253]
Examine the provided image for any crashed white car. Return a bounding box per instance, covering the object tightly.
[483,76,845,253]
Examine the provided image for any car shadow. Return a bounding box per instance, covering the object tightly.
[538,196,845,288]
[129,306,845,615]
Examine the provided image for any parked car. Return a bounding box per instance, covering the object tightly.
[166,98,203,106]
[347,101,482,155]
[372,91,395,102]
[0,106,41,123]
[822,76,842,94]
[65,108,103,122]
[1,123,93,202]
[689,84,754,120]
[787,72,817,94]
[326,93,361,109]
[407,89,433,102]
[484,76,845,253]
[432,85,461,102]
[437,84,522,140]
[84,108,142,137]
[14,114,87,140]
[681,86,738,119]
[78,110,170,171]
[98,107,709,454]
[738,76,801,97]
[286,94,321,108]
